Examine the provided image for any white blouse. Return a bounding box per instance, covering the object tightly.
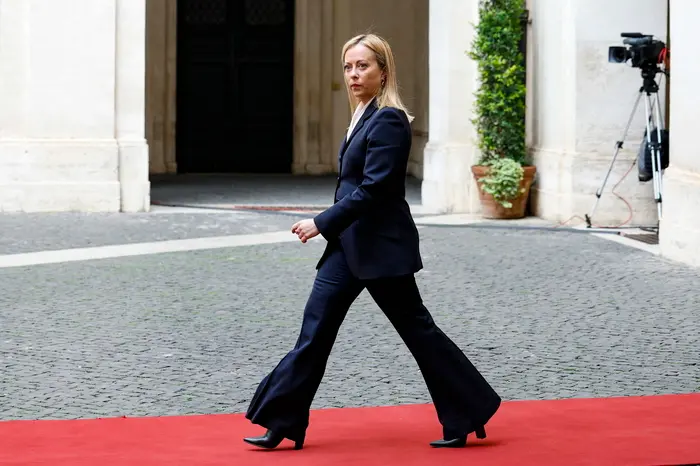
[346,97,375,141]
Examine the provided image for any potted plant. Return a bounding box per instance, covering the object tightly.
[468,0,536,219]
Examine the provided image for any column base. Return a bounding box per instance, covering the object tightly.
[421,141,481,214]
[0,182,121,212]
[0,139,152,213]
[119,140,151,212]
[0,139,121,212]
[659,166,700,267]
[530,147,659,226]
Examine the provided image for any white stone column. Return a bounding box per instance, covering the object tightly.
[116,0,150,212]
[0,0,120,212]
[0,0,149,212]
[659,0,700,267]
[421,0,481,214]
[529,0,668,225]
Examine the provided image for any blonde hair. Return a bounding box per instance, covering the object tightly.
[341,33,414,123]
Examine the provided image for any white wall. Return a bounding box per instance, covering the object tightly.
[659,0,700,266]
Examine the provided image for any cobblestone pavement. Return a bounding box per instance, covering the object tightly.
[1,212,699,421]
[0,173,422,255]
[0,211,301,255]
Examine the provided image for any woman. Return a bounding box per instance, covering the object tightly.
[243,33,501,450]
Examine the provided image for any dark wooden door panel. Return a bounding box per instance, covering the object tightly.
[176,0,294,173]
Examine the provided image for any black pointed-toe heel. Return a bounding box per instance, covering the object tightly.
[243,429,304,450]
[429,426,487,448]
[429,436,467,448]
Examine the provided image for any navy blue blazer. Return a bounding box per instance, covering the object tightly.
[313,100,423,280]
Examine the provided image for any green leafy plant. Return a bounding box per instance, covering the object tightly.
[477,158,525,208]
[468,0,529,207]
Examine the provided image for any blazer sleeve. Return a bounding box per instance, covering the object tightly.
[313,107,408,240]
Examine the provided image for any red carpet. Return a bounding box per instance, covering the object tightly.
[2,394,699,466]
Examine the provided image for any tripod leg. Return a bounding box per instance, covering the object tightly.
[586,91,643,227]
[644,93,663,222]
[653,92,665,218]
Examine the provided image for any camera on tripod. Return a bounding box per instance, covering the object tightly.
[586,32,670,228]
[608,33,666,69]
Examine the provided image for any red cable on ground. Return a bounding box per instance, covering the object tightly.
[557,160,636,229]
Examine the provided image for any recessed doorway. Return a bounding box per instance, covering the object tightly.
[175,0,295,174]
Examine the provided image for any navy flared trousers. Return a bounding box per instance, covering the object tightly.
[245,245,501,442]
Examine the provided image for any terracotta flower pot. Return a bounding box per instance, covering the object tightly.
[471,165,537,219]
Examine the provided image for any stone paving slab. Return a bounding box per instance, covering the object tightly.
[1,225,698,421]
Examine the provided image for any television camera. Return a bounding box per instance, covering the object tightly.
[585,33,669,228]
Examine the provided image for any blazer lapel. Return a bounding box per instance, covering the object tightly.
[340,100,378,158]
[337,136,347,166]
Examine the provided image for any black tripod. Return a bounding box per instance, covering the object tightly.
[585,66,666,228]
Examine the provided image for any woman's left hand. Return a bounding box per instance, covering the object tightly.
[291,219,320,243]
